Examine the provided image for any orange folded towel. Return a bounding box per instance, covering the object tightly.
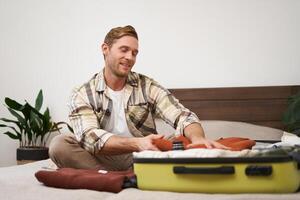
[35,168,136,193]
[153,136,256,151]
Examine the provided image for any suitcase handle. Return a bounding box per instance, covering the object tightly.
[173,166,235,174]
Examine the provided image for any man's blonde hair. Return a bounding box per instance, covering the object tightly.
[104,25,138,47]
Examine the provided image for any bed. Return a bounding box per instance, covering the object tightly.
[1,85,300,200]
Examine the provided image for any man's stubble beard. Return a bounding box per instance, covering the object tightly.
[111,64,131,78]
[106,54,133,78]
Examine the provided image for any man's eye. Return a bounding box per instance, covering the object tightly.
[121,48,128,52]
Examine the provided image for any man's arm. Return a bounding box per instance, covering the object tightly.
[148,80,228,149]
[99,134,163,155]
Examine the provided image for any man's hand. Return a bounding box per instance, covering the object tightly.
[134,134,163,151]
[184,123,230,150]
[187,137,230,150]
[99,134,163,155]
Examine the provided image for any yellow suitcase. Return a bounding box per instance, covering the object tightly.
[134,155,300,193]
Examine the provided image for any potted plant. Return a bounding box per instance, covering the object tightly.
[282,91,300,136]
[0,89,72,164]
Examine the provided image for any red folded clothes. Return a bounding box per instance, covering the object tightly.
[153,136,256,151]
[35,168,136,193]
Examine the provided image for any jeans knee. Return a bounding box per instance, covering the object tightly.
[49,133,74,160]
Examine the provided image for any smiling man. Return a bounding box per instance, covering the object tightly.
[49,25,226,171]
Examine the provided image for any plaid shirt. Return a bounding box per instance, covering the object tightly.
[68,69,201,155]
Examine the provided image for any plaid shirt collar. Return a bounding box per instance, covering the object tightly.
[96,68,138,92]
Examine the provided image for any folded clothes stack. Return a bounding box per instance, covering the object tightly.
[134,133,300,159]
[153,136,256,151]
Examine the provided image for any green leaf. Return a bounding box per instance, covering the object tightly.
[4,98,23,111]
[42,107,51,133]
[0,124,22,142]
[293,129,300,136]
[0,123,18,132]
[7,108,26,126]
[9,104,33,142]
[288,121,300,130]
[26,128,33,143]
[35,89,43,111]
[0,118,18,124]
[23,103,46,138]
[2,131,21,140]
[29,110,42,135]
[54,121,73,133]
[0,118,23,132]
[283,91,300,133]
[26,103,44,118]
[51,127,63,131]
[44,107,50,119]
[20,103,32,120]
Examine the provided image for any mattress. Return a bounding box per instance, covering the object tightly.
[1,159,300,200]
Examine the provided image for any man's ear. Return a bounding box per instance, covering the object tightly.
[101,43,109,56]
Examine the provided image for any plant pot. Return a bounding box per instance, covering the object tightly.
[17,147,49,165]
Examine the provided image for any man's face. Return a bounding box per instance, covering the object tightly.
[102,36,139,78]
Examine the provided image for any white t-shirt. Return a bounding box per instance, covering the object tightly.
[105,87,132,137]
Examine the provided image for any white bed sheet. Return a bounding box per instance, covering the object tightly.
[1,121,299,200]
[0,159,299,200]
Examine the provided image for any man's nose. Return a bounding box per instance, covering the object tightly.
[125,51,134,60]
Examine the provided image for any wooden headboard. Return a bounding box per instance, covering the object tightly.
[169,85,300,130]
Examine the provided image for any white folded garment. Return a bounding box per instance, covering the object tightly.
[266,132,300,148]
[133,148,260,158]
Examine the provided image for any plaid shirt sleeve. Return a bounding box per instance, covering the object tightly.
[148,79,201,135]
[68,87,114,155]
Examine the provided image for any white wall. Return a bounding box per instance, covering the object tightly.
[0,0,299,167]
